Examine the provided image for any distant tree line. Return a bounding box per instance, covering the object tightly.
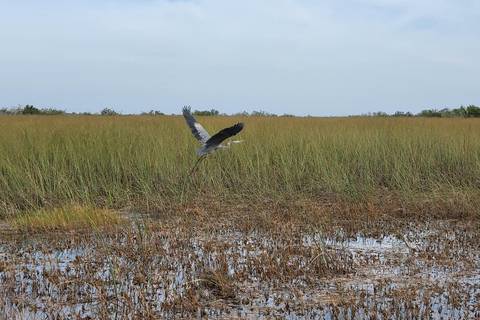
[191,108,294,117]
[1,104,479,118]
[231,110,294,117]
[0,105,67,115]
[362,105,480,118]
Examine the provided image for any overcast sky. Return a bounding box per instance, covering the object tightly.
[1,0,479,116]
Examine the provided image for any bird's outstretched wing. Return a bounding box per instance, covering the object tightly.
[205,122,244,149]
[182,106,211,146]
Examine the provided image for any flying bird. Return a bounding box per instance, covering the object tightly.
[182,106,244,174]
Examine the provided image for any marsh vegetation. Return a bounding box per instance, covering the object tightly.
[0,115,479,318]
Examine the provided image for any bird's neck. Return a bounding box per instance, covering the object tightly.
[217,142,232,150]
[217,140,240,150]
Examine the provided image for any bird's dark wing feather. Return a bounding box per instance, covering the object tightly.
[182,106,211,144]
[205,122,244,149]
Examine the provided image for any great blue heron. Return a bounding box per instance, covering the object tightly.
[182,106,244,174]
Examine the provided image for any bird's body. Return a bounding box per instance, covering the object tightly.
[182,106,244,173]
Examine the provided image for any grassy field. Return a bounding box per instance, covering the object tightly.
[1,115,480,318]
[0,115,479,220]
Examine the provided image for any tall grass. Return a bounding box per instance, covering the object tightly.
[1,115,479,217]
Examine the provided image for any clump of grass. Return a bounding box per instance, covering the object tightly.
[8,205,124,231]
[196,268,237,300]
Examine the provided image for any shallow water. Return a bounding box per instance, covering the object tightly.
[1,219,479,319]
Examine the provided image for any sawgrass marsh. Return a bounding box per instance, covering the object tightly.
[1,115,479,218]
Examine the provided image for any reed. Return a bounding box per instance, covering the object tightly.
[1,115,479,218]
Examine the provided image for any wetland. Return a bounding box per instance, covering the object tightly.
[1,115,480,318]
[1,214,479,319]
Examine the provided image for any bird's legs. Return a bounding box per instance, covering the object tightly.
[189,154,208,175]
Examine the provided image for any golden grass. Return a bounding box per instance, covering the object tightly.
[8,205,124,231]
